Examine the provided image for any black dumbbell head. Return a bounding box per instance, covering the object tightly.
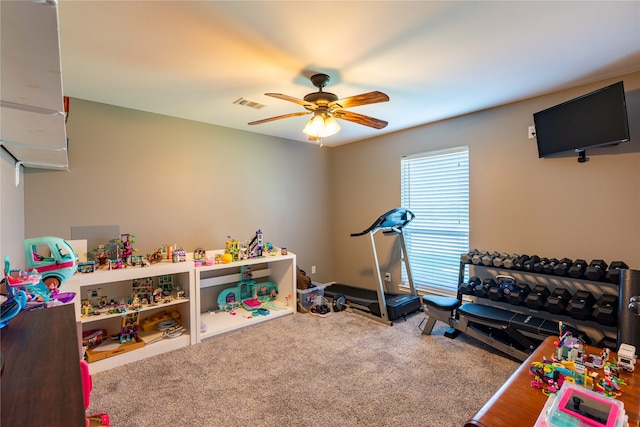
[473,278,497,299]
[487,285,504,301]
[533,257,549,273]
[584,259,609,281]
[459,276,481,295]
[553,258,573,276]
[492,276,516,302]
[505,282,531,306]
[524,284,551,310]
[545,288,572,314]
[592,294,618,326]
[523,255,541,272]
[543,258,559,275]
[605,261,629,284]
[514,255,530,270]
[566,290,596,320]
[568,259,588,278]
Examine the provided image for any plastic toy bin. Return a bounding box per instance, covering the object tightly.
[296,284,325,310]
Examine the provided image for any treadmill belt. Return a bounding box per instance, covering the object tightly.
[324,283,421,320]
[324,283,379,304]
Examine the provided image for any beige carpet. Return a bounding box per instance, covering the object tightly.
[86,310,519,426]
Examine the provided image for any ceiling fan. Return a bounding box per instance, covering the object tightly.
[248,73,389,143]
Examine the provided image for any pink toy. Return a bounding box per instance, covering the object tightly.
[558,387,619,427]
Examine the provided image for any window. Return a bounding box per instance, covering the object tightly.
[401,146,469,296]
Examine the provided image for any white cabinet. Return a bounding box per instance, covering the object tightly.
[195,251,296,342]
[65,261,195,374]
[1,0,68,169]
[65,251,296,373]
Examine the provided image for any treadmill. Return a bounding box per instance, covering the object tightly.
[325,208,422,325]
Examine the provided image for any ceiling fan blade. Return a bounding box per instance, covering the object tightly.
[332,110,388,129]
[329,91,389,110]
[265,93,315,109]
[248,111,310,125]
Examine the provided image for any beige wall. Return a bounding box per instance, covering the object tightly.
[331,72,640,291]
[23,99,334,282]
[20,73,640,291]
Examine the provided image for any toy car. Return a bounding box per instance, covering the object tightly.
[24,236,79,290]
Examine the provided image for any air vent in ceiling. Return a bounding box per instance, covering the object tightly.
[233,97,266,110]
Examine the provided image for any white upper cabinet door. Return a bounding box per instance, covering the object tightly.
[1,0,68,169]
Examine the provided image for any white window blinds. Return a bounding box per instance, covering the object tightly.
[401,146,469,295]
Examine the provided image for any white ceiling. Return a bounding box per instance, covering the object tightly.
[57,1,640,147]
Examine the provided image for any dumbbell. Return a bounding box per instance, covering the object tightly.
[481,251,500,267]
[487,285,505,301]
[490,253,508,268]
[502,254,520,269]
[592,294,618,326]
[584,260,609,282]
[605,261,629,284]
[566,290,596,320]
[473,278,497,299]
[513,255,530,270]
[524,284,551,311]
[568,259,588,279]
[522,255,541,272]
[488,275,514,302]
[461,249,479,264]
[459,276,481,295]
[545,288,572,314]
[552,258,573,276]
[542,258,559,275]
[532,257,550,273]
[504,282,531,306]
[471,250,488,265]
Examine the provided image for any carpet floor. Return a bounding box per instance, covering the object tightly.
[87,309,520,426]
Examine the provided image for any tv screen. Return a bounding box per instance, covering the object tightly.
[533,81,630,159]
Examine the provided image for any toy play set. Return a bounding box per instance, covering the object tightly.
[2,253,77,328]
[24,236,79,289]
[528,324,636,426]
[216,266,278,314]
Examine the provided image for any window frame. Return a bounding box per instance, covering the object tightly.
[400,146,470,297]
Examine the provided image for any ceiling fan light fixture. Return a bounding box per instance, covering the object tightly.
[302,113,340,138]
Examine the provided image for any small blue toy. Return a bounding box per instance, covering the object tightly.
[0,290,27,328]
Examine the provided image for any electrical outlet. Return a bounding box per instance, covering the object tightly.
[311,265,316,274]
[384,272,391,282]
[528,125,536,139]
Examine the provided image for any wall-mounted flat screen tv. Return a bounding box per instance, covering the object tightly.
[533,81,630,161]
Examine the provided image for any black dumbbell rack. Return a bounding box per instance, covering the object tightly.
[459,250,622,347]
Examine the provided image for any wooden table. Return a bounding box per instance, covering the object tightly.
[465,335,639,427]
[1,304,86,427]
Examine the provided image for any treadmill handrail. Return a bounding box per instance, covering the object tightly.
[350,208,415,237]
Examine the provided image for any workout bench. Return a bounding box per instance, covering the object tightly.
[421,261,564,361]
